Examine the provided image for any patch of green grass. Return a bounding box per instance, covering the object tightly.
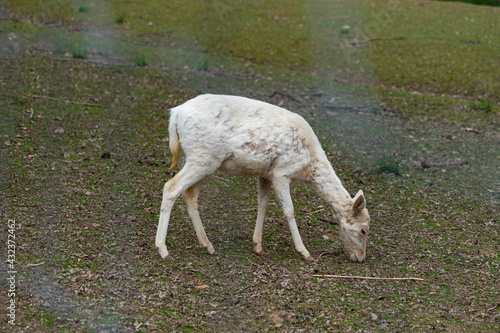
[36,312,55,326]
[375,155,402,176]
[470,100,493,112]
[115,14,125,24]
[376,88,498,126]
[69,41,87,59]
[196,57,210,71]
[340,26,350,34]
[78,5,90,13]
[3,0,75,26]
[133,54,148,67]
[107,0,310,68]
[367,0,500,102]
[13,96,25,105]
[53,41,68,54]
[5,0,499,108]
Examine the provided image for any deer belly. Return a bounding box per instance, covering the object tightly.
[218,152,274,177]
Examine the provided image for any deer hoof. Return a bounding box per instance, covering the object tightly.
[157,245,169,259]
[305,256,316,262]
[205,243,215,255]
[253,242,266,256]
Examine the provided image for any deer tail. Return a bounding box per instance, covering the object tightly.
[168,109,180,170]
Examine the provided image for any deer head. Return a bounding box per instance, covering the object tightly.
[339,190,370,262]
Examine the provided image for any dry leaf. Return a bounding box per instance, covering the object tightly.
[270,312,284,327]
[4,140,12,146]
[195,284,208,290]
[270,311,294,327]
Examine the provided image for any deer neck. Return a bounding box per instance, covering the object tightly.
[310,161,353,219]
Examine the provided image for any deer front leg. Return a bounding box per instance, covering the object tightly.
[272,177,315,261]
[183,181,215,255]
[253,177,272,255]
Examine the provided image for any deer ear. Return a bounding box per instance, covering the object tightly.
[352,190,366,214]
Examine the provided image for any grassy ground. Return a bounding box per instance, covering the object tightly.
[3,0,498,124]
[1,0,499,332]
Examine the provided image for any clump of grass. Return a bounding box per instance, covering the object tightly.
[78,5,90,13]
[115,14,125,24]
[197,57,210,71]
[36,312,55,326]
[70,42,86,59]
[53,42,68,54]
[13,96,25,105]
[469,100,493,112]
[133,54,148,67]
[376,155,402,176]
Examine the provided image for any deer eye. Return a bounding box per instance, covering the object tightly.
[360,227,369,237]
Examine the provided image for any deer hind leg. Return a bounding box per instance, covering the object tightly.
[271,177,315,261]
[253,177,272,256]
[183,181,215,255]
[156,163,213,259]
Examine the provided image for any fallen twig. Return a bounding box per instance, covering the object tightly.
[306,208,325,215]
[27,261,45,267]
[421,159,469,169]
[311,274,424,281]
[437,159,469,168]
[487,305,498,312]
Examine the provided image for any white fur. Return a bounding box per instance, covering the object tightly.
[156,94,370,262]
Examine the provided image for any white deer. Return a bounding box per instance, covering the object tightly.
[156,94,370,262]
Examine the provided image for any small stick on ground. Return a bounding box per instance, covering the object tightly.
[27,262,45,267]
[311,274,424,281]
[307,208,325,215]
